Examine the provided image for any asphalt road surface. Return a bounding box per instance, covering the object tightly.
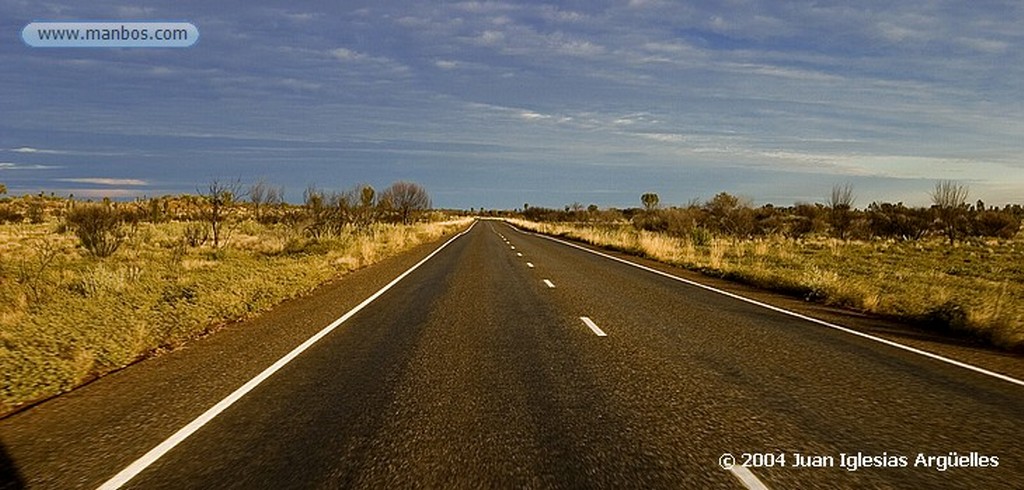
[2,220,1022,489]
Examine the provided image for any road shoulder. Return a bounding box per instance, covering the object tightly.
[0,228,467,489]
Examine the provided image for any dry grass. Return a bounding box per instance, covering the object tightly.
[509,219,1024,351]
[0,217,470,412]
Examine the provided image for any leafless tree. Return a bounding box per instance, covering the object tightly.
[200,179,243,249]
[930,180,969,245]
[249,179,270,221]
[829,183,856,240]
[249,179,285,222]
[380,181,431,225]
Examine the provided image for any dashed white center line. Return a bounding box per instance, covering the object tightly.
[526,262,534,268]
[516,252,523,257]
[510,246,516,250]
[579,316,607,337]
[543,279,555,288]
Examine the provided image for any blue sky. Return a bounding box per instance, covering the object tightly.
[2,1,1022,209]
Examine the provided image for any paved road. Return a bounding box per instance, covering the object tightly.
[2,220,1022,489]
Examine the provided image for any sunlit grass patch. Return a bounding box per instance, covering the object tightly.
[0,216,470,412]
[509,218,1023,351]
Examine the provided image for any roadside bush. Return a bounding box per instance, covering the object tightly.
[690,227,713,247]
[26,199,46,224]
[632,210,668,232]
[973,210,1019,239]
[923,301,970,335]
[183,222,209,247]
[65,204,127,257]
[0,205,23,224]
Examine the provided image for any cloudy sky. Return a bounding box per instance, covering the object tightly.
[2,1,1022,208]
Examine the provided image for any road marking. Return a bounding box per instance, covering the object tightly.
[580,316,607,337]
[96,222,479,490]
[510,246,516,250]
[730,465,769,490]
[526,262,534,268]
[518,226,1024,389]
[516,252,523,257]
[543,279,555,288]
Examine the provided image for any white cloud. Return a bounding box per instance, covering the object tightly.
[10,147,69,154]
[277,78,322,91]
[540,7,586,23]
[283,12,318,22]
[58,178,148,186]
[725,63,842,82]
[476,30,506,45]
[327,48,410,75]
[56,188,148,198]
[639,133,687,143]
[876,23,926,43]
[396,16,429,27]
[957,37,1009,53]
[519,111,552,121]
[453,1,518,14]
[627,0,666,8]
[435,60,459,70]
[0,162,62,170]
[331,48,365,61]
[556,39,605,57]
[117,6,156,17]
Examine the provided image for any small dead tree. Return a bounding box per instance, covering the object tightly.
[249,178,270,222]
[201,179,243,249]
[829,183,856,240]
[930,180,969,245]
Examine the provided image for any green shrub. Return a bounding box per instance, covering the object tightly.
[690,227,713,247]
[64,204,127,257]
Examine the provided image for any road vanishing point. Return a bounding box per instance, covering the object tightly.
[1,220,1022,489]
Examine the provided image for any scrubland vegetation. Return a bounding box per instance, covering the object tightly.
[0,181,467,413]
[509,182,1023,352]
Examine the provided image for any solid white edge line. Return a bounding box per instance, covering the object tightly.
[580,316,607,337]
[543,279,555,288]
[96,221,478,490]
[730,465,770,490]
[506,222,1024,389]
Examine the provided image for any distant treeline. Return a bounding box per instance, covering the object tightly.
[0,179,434,255]
[0,180,432,226]
[510,183,1022,244]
